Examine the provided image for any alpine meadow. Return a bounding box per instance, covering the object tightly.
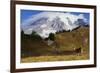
[21,10,90,63]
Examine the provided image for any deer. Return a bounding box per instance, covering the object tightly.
[73,47,83,55]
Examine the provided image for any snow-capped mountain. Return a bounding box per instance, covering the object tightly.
[21,12,88,39]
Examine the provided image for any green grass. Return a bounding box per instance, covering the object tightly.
[21,27,89,63]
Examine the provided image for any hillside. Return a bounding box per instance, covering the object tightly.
[21,26,89,62]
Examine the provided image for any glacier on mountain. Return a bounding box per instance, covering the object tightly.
[21,12,88,38]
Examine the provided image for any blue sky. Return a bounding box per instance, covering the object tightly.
[21,9,90,24]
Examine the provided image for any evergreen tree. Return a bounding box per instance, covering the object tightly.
[31,31,42,40]
[48,33,55,41]
[21,30,24,39]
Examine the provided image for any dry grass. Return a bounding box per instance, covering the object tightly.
[21,53,89,63]
[21,27,89,63]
